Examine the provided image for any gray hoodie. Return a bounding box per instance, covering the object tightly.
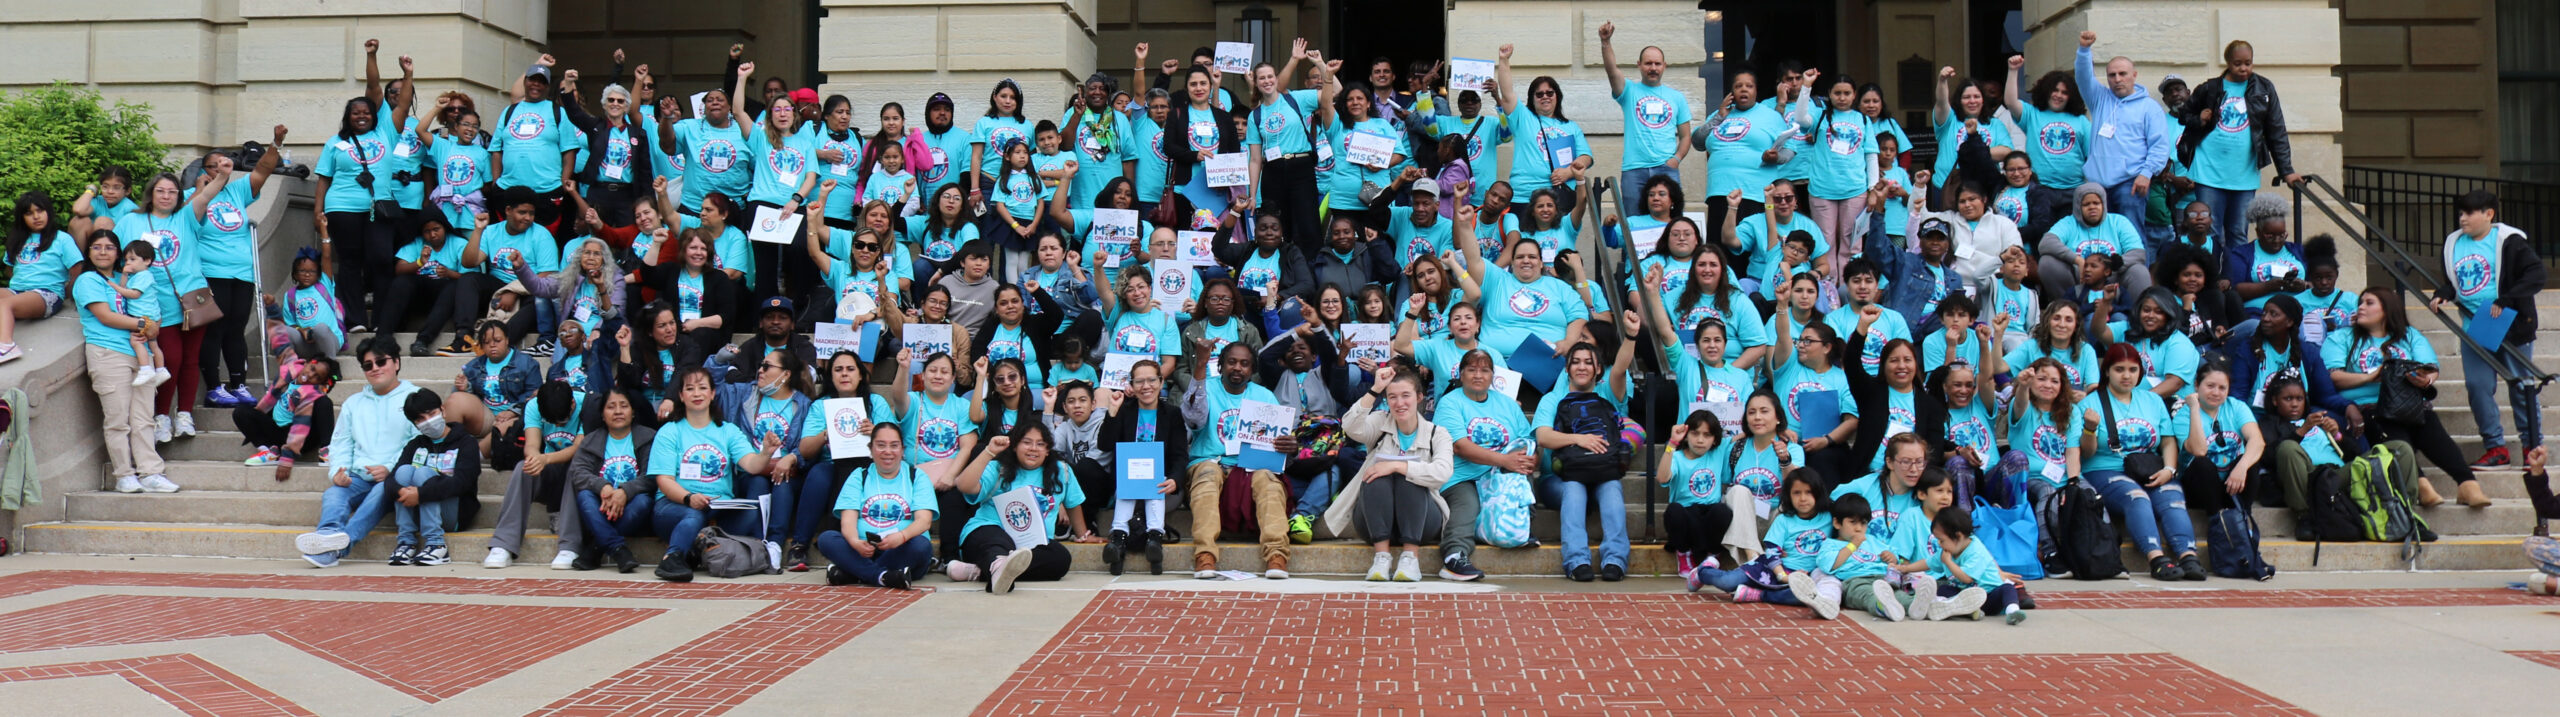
[1044,411,1108,465]
[567,424,658,494]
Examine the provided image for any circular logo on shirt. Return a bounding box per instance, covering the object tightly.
[2216,96,2249,133]
[1214,408,1248,446]
[924,147,950,182]
[205,200,245,232]
[681,444,730,483]
[2453,253,2494,298]
[1734,464,1779,503]
[1788,526,1825,557]
[1507,288,1552,318]
[2111,417,2159,451]
[1406,236,1436,265]
[2031,424,2070,464]
[143,231,180,269]
[601,453,638,486]
[1825,121,1865,156]
[2209,424,2243,467]
[1463,417,1514,452]
[441,156,480,187]
[988,338,1024,364]
[1112,323,1159,354]
[2038,121,2079,156]
[2251,257,2304,285]
[290,290,328,323]
[1949,415,1992,452]
[2074,236,2117,259]
[821,139,857,171]
[754,408,790,441]
[1682,467,1719,502]
[698,139,740,174]
[1994,193,2026,225]
[508,112,548,140]
[605,138,632,170]
[1465,131,1491,163]
[348,138,388,165]
[989,127,1029,156]
[2350,341,2410,373]
[1077,124,1110,162]
[1633,95,1676,129]
[860,493,913,530]
[1258,111,1291,137]
[1238,264,1277,293]
[1712,117,1752,143]
[1782,380,1828,421]
[767,145,808,177]
[1185,120,1218,152]
[1860,335,1888,375]
[917,416,962,459]
[15,243,40,265]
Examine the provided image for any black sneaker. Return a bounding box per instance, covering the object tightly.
[655,550,694,582]
[388,544,416,566]
[1568,564,1596,582]
[1103,530,1129,576]
[1143,530,1167,575]
[879,568,910,590]
[2148,555,2184,581]
[1438,555,1484,582]
[409,342,433,358]
[784,543,810,572]
[824,564,857,586]
[607,545,639,574]
[2178,554,2208,581]
[570,549,604,571]
[1600,564,1626,582]
[413,545,450,566]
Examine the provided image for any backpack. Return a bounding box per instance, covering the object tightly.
[2297,464,2364,544]
[2046,476,2124,580]
[1547,392,1630,485]
[2347,440,2434,550]
[694,525,776,578]
[2206,503,2276,580]
[1476,469,1537,548]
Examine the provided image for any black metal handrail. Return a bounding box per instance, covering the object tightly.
[2292,174,2553,392]
[2343,165,2560,271]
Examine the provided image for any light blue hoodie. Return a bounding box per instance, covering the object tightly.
[325,380,422,478]
[2074,44,2175,187]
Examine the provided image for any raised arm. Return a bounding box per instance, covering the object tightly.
[2002,55,2026,118]
[1493,44,1519,116]
[2074,32,2107,121]
[363,39,384,105]
[804,184,835,275]
[250,125,287,195]
[1932,65,1955,126]
[1598,22,1626,97]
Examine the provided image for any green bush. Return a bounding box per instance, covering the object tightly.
[0,82,173,212]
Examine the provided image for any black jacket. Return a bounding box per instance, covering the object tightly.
[1843,331,1945,470]
[1161,102,1239,196]
[394,430,485,529]
[640,262,740,330]
[2174,73,2296,181]
[2430,226,2547,346]
[1211,219,1315,308]
[561,92,656,189]
[1100,394,1190,459]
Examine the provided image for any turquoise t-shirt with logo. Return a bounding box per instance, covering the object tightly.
[1663,445,1729,507]
[491,100,579,192]
[674,118,753,207]
[1476,269,1590,352]
[473,222,560,285]
[1188,381,1278,467]
[647,418,757,500]
[1771,358,1849,431]
[1798,100,1876,201]
[71,273,135,355]
[2018,106,2091,189]
[1703,103,1786,200]
[428,135,492,232]
[2075,389,2177,474]
[397,237,467,278]
[2183,400,2257,471]
[898,392,979,467]
[1431,388,1529,490]
[2191,79,2258,191]
[2006,400,2082,486]
[2243,244,2307,310]
[1929,115,2015,187]
[2446,231,2504,316]
[2051,213,2143,259]
[919,127,975,196]
[836,463,934,537]
[1616,81,1692,171]
[1505,107,1590,196]
[189,179,258,282]
[972,116,1034,179]
[2321,328,2436,405]
[964,462,1087,539]
[316,128,396,213]
[1429,114,1508,205]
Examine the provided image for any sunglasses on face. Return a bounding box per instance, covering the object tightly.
[1533,91,1559,98]
[1768,195,1798,204]
[855,242,880,252]
[360,359,395,371]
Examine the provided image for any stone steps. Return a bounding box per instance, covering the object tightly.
[63,490,509,530]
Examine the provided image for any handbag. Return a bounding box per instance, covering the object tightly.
[1969,496,2044,580]
[2373,358,2436,424]
[157,265,223,331]
[2099,388,2165,481]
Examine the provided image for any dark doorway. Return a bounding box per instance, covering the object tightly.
[1700,1,1838,94]
[1330,0,1445,93]
[1967,0,2025,86]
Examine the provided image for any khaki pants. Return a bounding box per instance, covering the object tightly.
[1187,461,1288,564]
[88,345,165,478]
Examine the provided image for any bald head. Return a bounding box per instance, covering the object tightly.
[2105,56,2139,98]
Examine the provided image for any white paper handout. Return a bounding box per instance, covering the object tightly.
[812,321,858,360]
[1091,207,1140,249]
[993,486,1051,548]
[822,397,872,459]
[1345,131,1397,169]
[1205,152,1249,187]
[708,494,772,547]
[748,205,803,244]
[1151,260,1195,308]
[1631,225,1666,256]
[835,285,878,322]
[1175,230,1218,263]
[1237,400,1298,451]
[1100,352,1145,391]
[1342,323,1393,366]
[1492,367,1524,399]
[1450,58,1496,92]
[1214,42,1254,74]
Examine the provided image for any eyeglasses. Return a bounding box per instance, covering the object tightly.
[1891,457,1927,468]
[360,358,395,371]
[760,362,784,372]
[855,242,880,252]
[1532,91,1559,98]
[1795,335,1825,345]
[1768,195,1798,204]
[995,374,1021,384]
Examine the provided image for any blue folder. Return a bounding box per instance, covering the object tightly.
[1116,442,1168,497]
[1796,390,1842,439]
[2467,306,2519,353]
[1239,445,1288,472]
[1511,335,1563,393]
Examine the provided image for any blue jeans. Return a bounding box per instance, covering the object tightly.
[814,530,934,585]
[795,461,850,545]
[390,465,459,547]
[574,489,656,552]
[2462,339,2544,450]
[2105,180,2151,250]
[734,474,794,544]
[651,499,711,554]
[1535,475,1629,571]
[1619,165,1682,219]
[2194,186,2255,255]
[1690,564,1806,605]
[315,473,393,553]
[534,297,559,344]
[1289,446,1361,518]
[2090,468,2195,556]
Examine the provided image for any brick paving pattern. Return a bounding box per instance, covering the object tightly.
[2029,587,2547,611]
[2510,651,2560,670]
[978,592,2315,716]
[0,654,314,717]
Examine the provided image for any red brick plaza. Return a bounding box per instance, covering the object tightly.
[0,569,2545,715]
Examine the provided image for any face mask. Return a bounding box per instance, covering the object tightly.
[416,416,449,439]
[758,381,783,398]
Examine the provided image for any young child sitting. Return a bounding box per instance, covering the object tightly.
[265,248,346,358]
[1689,467,1824,607]
[1884,470,1987,621]
[1788,493,1923,621]
[246,350,342,477]
[112,241,171,387]
[1989,245,2040,355]
[1930,509,2028,624]
[389,389,482,567]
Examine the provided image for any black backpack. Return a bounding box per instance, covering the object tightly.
[2298,464,2364,544]
[2046,477,2125,580]
[1548,392,1629,485]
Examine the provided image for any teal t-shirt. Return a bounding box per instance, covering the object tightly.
[964,462,1086,539]
[2242,244,2307,310]
[1800,101,1877,201]
[1831,473,1922,541]
[1765,511,1831,572]
[7,230,80,295]
[2102,327,2201,398]
[189,179,258,282]
[1129,117,1171,203]
[71,272,135,355]
[2051,214,2143,259]
[1993,185,2029,227]
[2191,79,2258,191]
[429,135,493,232]
[1105,306,1180,357]
[1189,382,1279,466]
[2004,341,2099,389]
[1385,206,1451,267]
[2446,230,2505,315]
[1919,328,1984,373]
[1702,103,1785,200]
[2075,389,2177,474]
[1432,388,1529,489]
[1068,111,1137,209]
[1944,398,1997,461]
[1929,115,2015,186]
[837,462,934,537]
[646,418,757,500]
[1616,81,1693,170]
[1928,537,2006,587]
[106,210,202,326]
[971,116,1034,178]
[473,222,561,285]
[1988,280,2037,336]
[1823,303,1912,376]
[1429,114,1509,204]
[673,118,753,207]
[1505,106,1590,195]
[1736,211,1825,300]
[1477,269,1589,352]
[1663,446,1729,507]
[397,237,467,278]
[1815,536,1891,579]
[316,129,396,213]
[1413,338,1507,394]
[1246,89,1322,156]
[491,99,579,192]
[1727,437,1798,517]
[2321,329,2435,405]
[675,214,753,285]
[1771,358,1849,431]
[919,126,975,195]
[899,392,979,466]
[744,130,822,207]
[2184,399,2257,471]
[2017,106,2092,188]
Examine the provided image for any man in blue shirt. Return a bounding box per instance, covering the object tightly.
[1601,21,1694,219]
[2074,31,2176,245]
[491,63,586,227]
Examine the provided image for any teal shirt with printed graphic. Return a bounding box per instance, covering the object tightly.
[1432,388,1529,489]
[1616,81,1693,171]
[2018,106,2092,188]
[2191,79,2258,191]
[647,419,756,500]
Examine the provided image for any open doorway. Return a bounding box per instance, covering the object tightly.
[1329,0,1445,97]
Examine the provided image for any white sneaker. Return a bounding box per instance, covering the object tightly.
[114,475,143,493]
[138,474,179,493]
[1366,552,1393,582]
[0,343,22,364]
[173,411,196,437]
[549,550,578,570]
[1393,551,1422,582]
[1264,566,1290,580]
[1788,572,1839,620]
[295,530,351,556]
[131,369,154,387]
[946,560,981,582]
[1905,574,1939,620]
[1872,580,1907,622]
[153,414,172,443]
[989,550,1032,594]
[152,367,173,387]
[482,548,513,569]
[1940,587,1988,621]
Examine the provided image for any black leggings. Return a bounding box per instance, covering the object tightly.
[2176,457,2266,514]
[2359,403,2477,484]
[200,278,254,384]
[376,273,451,345]
[1663,501,1735,560]
[1262,154,1322,255]
[1358,475,1443,547]
[231,398,335,451]
[326,211,397,328]
[936,487,971,562]
[959,525,1072,581]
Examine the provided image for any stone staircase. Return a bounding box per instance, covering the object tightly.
[18,291,2560,577]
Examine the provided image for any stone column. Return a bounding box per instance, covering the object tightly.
[2025,0,2359,288]
[816,0,1096,128]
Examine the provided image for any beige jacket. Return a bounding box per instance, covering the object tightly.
[1321,392,1457,537]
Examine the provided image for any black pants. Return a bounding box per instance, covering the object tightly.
[1358,475,1443,547]
[742,200,815,308]
[200,277,254,385]
[959,525,1072,581]
[377,273,452,346]
[1070,456,1113,529]
[432,273,498,347]
[326,211,396,328]
[2359,404,2478,484]
[232,399,334,452]
[1663,501,1735,560]
[585,182,642,227]
[936,487,971,562]
[1804,444,1851,491]
[1263,154,1321,254]
[2176,458,2262,514]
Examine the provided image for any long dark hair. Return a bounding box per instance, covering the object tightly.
[631,300,682,389]
[2027,70,2086,116]
[820,350,873,401]
[1673,240,1735,319]
[334,95,374,140]
[994,419,1065,498]
[75,229,124,279]
[2356,286,2411,349]
[985,79,1025,120]
[671,366,726,424]
[766,343,817,399]
[7,191,59,260]
[924,183,971,242]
